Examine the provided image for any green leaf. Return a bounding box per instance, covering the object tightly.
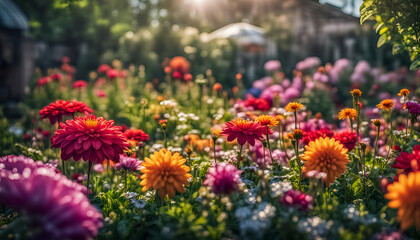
[377,34,388,47]
[392,44,404,54]
[409,58,420,70]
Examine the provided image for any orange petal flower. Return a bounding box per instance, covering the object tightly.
[285,102,304,112]
[255,115,279,127]
[302,137,349,187]
[397,89,409,97]
[140,149,192,199]
[338,108,358,120]
[385,172,420,230]
[376,99,395,110]
[350,89,362,97]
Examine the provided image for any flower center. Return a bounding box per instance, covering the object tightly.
[85,119,98,129]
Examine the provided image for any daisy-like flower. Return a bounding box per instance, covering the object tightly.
[39,100,93,124]
[397,89,410,97]
[123,129,150,147]
[220,119,269,146]
[51,115,129,163]
[404,101,420,116]
[0,155,103,239]
[302,137,350,186]
[114,155,143,172]
[376,99,395,110]
[203,163,242,195]
[350,89,362,97]
[285,102,304,112]
[140,149,192,199]
[385,172,420,230]
[255,115,279,127]
[338,108,358,120]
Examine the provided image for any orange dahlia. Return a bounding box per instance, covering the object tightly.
[285,102,304,112]
[397,89,409,97]
[338,108,358,120]
[140,149,192,199]
[376,99,395,110]
[350,89,362,97]
[385,172,420,230]
[255,115,279,127]
[302,137,349,186]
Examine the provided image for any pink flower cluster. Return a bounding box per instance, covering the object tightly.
[279,189,313,211]
[203,163,242,195]
[0,155,103,239]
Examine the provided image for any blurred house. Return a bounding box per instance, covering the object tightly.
[0,0,34,104]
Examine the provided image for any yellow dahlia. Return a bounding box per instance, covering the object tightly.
[385,172,420,230]
[285,102,304,112]
[140,149,192,199]
[255,115,279,127]
[338,108,358,120]
[302,137,349,187]
[376,99,394,110]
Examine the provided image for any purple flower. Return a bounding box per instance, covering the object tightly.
[0,155,103,239]
[114,155,143,171]
[203,163,242,195]
[405,101,420,116]
[264,60,281,72]
[279,189,313,211]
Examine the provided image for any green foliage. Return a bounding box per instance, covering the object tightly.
[0,109,16,156]
[360,0,420,70]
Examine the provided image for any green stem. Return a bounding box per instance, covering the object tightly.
[294,111,297,129]
[86,160,93,196]
[294,141,302,189]
[266,126,274,163]
[385,110,393,161]
[372,127,380,170]
[124,170,128,192]
[163,130,167,148]
[213,139,217,164]
[237,145,243,169]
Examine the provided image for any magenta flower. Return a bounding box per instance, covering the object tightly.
[203,163,242,195]
[114,155,143,172]
[405,101,420,116]
[279,189,313,211]
[264,60,281,72]
[0,155,103,239]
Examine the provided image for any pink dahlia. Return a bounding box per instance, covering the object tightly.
[333,131,357,151]
[51,115,129,163]
[97,64,111,73]
[264,60,281,72]
[39,100,93,124]
[106,69,118,80]
[221,119,270,146]
[72,80,88,89]
[203,163,242,195]
[114,155,143,171]
[279,189,313,211]
[0,155,103,239]
[123,129,150,142]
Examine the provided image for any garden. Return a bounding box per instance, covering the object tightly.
[1,0,420,239]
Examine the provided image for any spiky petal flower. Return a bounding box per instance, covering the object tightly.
[255,115,279,127]
[302,137,349,186]
[279,189,313,211]
[114,155,143,172]
[338,108,358,120]
[39,100,93,124]
[285,102,304,112]
[385,172,420,230]
[398,89,410,97]
[0,155,103,239]
[51,116,129,163]
[220,119,269,146]
[376,99,395,110]
[140,149,191,199]
[203,163,242,195]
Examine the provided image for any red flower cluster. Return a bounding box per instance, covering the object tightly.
[37,73,63,86]
[392,145,420,173]
[302,129,333,145]
[168,56,190,81]
[123,129,150,142]
[244,98,271,111]
[51,116,129,163]
[333,131,357,151]
[72,80,88,89]
[39,100,93,124]
[98,64,111,73]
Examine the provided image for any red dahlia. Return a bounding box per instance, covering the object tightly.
[333,131,357,151]
[221,119,269,146]
[123,129,150,142]
[244,98,271,111]
[51,116,129,163]
[302,129,333,145]
[72,80,88,89]
[391,145,420,173]
[39,100,93,124]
